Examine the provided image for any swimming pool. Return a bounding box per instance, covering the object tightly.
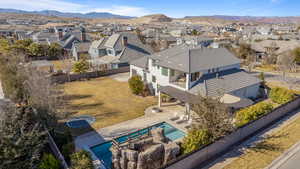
[90,122,186,169]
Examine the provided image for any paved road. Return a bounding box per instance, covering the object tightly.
[277,149,300,169]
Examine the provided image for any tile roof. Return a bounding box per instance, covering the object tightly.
[189,68,261,97]
[149,45,240,73]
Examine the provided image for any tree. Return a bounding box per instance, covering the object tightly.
[0,52,26,102]
[259,72,265,86]
[181,129,211,154]
[48,43,63,60]
[291,47,300,64]
[192,96,234,140]
[128,76,144,95]
[72,59,89,74]
[70,150,93,169]
[277,51,297,84]
[237,43,255,60]
[39,153,61,169]
[28,43,47,57]
[191,29,198,36]
[0,103,47,169]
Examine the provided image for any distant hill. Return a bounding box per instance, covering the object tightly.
[185,15,300,24]
[0,8,133,19]
[132,14,172,24]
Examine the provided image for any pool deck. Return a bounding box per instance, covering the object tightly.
[74,103,190,150]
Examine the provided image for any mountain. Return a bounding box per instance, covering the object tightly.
[0,8,133,19]
[185,15,300,24]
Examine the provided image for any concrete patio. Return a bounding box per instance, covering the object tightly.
[74,102,190,150]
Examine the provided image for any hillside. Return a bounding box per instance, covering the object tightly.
[131,14,173,24]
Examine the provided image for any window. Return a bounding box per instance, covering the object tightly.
[161,67,168,76]
[191,72,200,81]
[170,69,175,76]
[208,69,211,73]
[152,59,156,67]
[132,69,137,76]
[152,75,156,83]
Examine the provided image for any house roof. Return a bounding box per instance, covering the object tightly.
[95,32,153,65]
[251,40,300,54]
[148,45,240,73]
[74,42,91,53]
[90,38,107,49]
[104,34,121,48]
[189,68,261,97]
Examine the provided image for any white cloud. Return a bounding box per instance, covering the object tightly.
[0,0,86,12]
[91,6,150,17]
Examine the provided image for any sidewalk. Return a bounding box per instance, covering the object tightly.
[0,82,4,99]
[265,140,300,169]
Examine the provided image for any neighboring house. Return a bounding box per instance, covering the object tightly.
[72,42,92,61]
[130,45,261,108]
[89,32,153,69]
[31,26,90,51]
[88,38,108,59]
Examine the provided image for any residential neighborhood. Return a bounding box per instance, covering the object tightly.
[1,1,300,169]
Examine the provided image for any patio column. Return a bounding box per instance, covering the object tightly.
[158,91,161,108]
[185,103,191,120]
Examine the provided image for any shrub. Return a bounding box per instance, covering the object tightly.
[128,75,144,95]
[62,142,75,164]
[39,153,61,169]
[269,87,295,104]
[70,150,93,169]
[181,130,212,154]
[235,102,274,127]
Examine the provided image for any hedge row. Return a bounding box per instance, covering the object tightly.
[235,102,274,127]
[269,87,295,104]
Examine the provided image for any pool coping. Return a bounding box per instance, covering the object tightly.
[87,121,186,169]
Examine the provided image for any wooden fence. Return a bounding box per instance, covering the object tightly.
[51,66,130,84]
[164,96,300,169]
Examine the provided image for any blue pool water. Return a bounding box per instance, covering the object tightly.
[90,122,185,169]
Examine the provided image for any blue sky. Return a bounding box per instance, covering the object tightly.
[0,0,299,17]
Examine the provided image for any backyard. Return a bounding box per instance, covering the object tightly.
[63,76,157,134]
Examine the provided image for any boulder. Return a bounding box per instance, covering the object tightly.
[137,144,164,169]
[126,149,138,162]
[163,142,180,165]
[127,161,137,169]
[151,128,166,143]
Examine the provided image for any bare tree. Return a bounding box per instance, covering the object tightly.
[192,96,234,140]
[23,66,67,128]
[277,51,297,89]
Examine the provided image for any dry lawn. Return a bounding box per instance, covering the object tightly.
[224,114,300,169]
[63,77,157,130]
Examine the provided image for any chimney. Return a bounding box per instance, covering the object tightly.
[80,27,86,42]
[57,29,63,40]
[122,36,128,47]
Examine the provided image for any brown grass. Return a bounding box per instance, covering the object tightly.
[224,114,300,169]
[63,77,157,130]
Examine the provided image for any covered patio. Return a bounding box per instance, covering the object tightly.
[158,86,198,120]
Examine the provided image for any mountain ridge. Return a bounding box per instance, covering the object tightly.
[0,8,134,19]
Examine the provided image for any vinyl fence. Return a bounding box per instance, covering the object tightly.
[51,66,130,84]
[165,96,300,169]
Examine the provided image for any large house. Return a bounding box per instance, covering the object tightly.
[130,45,261,108]
[87,32,153,69]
